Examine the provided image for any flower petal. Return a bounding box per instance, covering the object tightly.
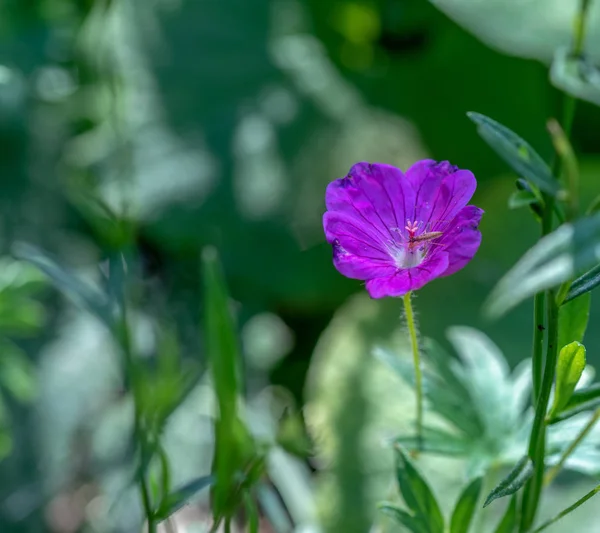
[323,212,391,261]
[325,162,416,241]
[405,159,456,223]
[365,251,449,298]
[331,239,396,280]
[439,206,483,277]
[427,169,477,230]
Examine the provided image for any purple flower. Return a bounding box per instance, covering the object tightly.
[323,160,483,298]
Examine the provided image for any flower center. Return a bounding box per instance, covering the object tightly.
[388,219,440,269]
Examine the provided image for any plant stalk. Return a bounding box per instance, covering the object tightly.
[521,290,559,531]
[521,0,593,526]
[532,483,600,533]
[113,254,156,533]
[403,291,423,450]
[544,408,600,486]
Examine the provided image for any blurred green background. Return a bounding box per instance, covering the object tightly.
[1,0,600,532]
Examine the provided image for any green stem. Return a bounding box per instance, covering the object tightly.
[520,1,593,526]
[113,255,155,532]
[544,408,600,486]
[520,290,559,532]
[531,291,545,403]
[403,291,422,450]
[224,517,232,533]
[531,483,600,533]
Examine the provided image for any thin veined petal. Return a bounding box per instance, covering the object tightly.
[325,162,415,239]
[427,170,477,229]
[332,240,396,280]
[365,251,449,298]
[405,160,456,223]
[323,212,391,261]
[439,206,484,277]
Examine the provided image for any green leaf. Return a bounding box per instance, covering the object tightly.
[394,446,445,533]
[550,342,586,417]
[0,342,36,402]
[202,246,253,517]
[394,427,470,456]
[0,297,46,336]
[483,456,534,507]
[485,214,600,318]
[558,293,590,351]
[379,503,426,533]
[493,496,517,533]
[154,475,214,521]
[550,47,600,108]
[565,383,600,410]
[564,264,600,303]
[244,492,259,533]
[0,257,47,295]
[467,112,560,196]
[446,327,516,444]
[508,189,538,209]
[374,346,484,438]
[12,242,113,326]
[548,382,600,424]
[450,476,483,533]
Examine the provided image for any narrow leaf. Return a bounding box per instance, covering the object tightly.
[394,427,470,456]
[450,476,483,533]
[202,247,253,517]
[508,190,538,209]
[493,496,517,533]
[550,342,586,417]
[155,475,214,520]
[485,214,600,318]
[395,446,445,533]
[532,484,600,533]
[564,263,600,303]
[548,383,600,424]
[483,456,534,507]
[558,293,590,352]
[12,242,113,325]
[244,492,259,533]
[467,112,560,196]
[379,503,426,533]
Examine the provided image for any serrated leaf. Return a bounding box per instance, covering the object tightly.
[467,112,560,196]
[485,214,600,318]
[155,475,214,521]
[564,263,600,303]
[550,47,600,108]
[395,446,445,533]
[12,242,113,326]
[374,346,483,438]
[394,426,470,456]
[550,342,586,417]
[493,496,517,533]
[446,327,515,444]
[379,503,426,533]
[450,476,483,533]
[558,293,590,353]
[483,456,534,507]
